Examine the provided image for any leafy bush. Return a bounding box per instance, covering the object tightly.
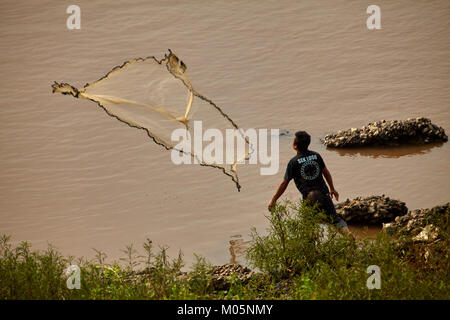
[0,200,448,300]
[246,200,449,299]
[0,235,69,299]
[246,200,356,279]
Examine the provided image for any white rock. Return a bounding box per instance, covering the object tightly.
[413,224,439,242]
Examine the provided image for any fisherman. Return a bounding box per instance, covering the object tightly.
[268,131,350,232]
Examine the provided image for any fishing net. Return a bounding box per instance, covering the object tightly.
[52,50,250,191]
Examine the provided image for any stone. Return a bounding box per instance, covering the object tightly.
[210,264,254,290]
[382,222,395,235]
[381,203,449,241]
[412,225,439,242]
[321,117,448,148]
[335,195,408,224]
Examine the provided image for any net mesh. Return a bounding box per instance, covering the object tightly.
[52,50,250,191]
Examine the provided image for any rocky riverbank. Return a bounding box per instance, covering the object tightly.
[382,203,449,242]
[322,117,447,148]
[129,263,255,290]
[123,199,448,292]
[191,200,447,288]
[3,198,447,300]
[334,196,449,239]
[335,195,408,224]
[210,264,254,290]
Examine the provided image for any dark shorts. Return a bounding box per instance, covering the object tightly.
[305,189,348,228]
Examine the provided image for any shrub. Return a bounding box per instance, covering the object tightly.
[0,200,448,300]
[245,200,449,299]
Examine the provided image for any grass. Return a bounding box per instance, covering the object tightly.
[0,200,448,300]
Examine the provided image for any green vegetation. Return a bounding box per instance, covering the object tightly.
[1,201,448,300]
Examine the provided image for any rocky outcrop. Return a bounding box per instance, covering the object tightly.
[335,195,408,224]
[128,263,255,290]
[211,264,254,290]
[382,203,449,241]
[322,117,447,148]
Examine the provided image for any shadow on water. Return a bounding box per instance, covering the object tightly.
[327,142,445,159]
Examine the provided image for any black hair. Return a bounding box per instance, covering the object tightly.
[294,131,311,152]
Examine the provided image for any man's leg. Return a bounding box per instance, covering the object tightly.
[306,190,353,236]
[321,193,354,236]
[334,216,350,233]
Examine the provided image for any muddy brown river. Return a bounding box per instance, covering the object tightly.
[0,0,449,265]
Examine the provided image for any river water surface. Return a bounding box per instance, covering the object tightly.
[0,0,449,265]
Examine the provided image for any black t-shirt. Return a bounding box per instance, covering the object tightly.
[284,150,330,199]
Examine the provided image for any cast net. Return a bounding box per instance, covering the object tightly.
[52,50,250,191]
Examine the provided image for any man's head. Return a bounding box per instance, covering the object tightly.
[293,131,311,153]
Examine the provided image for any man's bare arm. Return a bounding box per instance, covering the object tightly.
[268,179,290,210]
[322,166,339,201]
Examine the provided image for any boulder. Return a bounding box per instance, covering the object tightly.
[322,117,447,148]
[129,263,255,290]
[335,195,408,224]
[412,224,440,242]
[381,203,449,241]
[210,264,254,290]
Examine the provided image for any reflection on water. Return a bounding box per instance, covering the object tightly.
[229,234,249,265]
[328,142,445,159]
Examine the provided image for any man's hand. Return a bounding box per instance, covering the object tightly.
[268,199,276,211]
[330,189,339,201]
[268,179,290,211]
[323,166,339,201]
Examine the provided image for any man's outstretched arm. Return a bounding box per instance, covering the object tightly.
[322,166,339,200]
[268,178,290,210]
